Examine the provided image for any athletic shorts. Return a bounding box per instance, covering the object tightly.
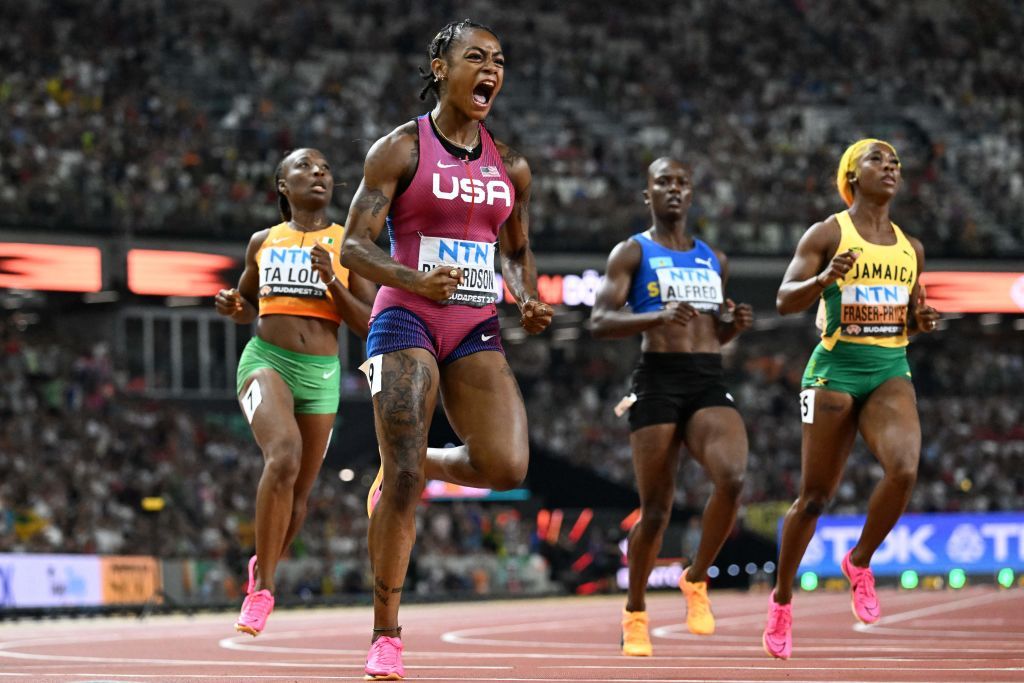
[628,352,738,432]
[236,336,340,414]
[365,305,504,365]
[801,341,912,403]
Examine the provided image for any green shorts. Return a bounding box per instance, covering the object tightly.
[801,341,912,403]
[236,336,340,414]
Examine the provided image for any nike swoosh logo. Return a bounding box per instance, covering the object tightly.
[437,160,459,169]
[480,334,496,342]
[268,237,289,245]
[322,368,338,380]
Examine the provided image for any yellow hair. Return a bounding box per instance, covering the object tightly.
[836,138,897,206]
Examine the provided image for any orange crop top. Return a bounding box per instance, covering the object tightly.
[254,222,350,324]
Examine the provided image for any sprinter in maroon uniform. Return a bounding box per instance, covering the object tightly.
[340,19,553,681]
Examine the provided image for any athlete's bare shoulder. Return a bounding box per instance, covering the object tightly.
[493,138,530,185]
[364,120,419,185]
[799,214,842,253]
[248,227,273,248]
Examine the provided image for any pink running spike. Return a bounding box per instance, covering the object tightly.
[367,465,383,518]
[245,555,258,595]
[234,589,274,636]
[364,635,405,680]
[841,549,881,624]
[762,590,792,660]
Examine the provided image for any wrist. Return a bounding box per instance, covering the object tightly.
[813,273,826,289]
[324,273,337,287]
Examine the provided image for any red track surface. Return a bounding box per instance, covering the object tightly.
[1,586,1022,682]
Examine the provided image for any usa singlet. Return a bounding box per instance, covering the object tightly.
[255,222,350,324]
[818,210,917,350]
[367,114,515,363]
[626,233,724,314]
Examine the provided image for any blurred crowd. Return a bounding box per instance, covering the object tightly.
[513,315,1024,514]
[1,0,1021,256]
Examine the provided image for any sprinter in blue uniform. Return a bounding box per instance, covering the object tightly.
[591,157,753,656]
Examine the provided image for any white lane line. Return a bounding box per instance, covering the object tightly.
[854,590,1024,632]
[550,665,1024,672]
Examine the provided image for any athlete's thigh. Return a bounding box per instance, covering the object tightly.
[684,406,748,477]
[293,413,337,497]
[630,423,684,504]
[239,369,301,450]
[798,388,858,496]
[439,351,528,460]
[370,347,440,468]
[857,378,920,470]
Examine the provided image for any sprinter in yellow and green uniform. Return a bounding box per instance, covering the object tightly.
[762,139,940,660]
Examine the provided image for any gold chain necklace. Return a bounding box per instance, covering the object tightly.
[431,113,480,153]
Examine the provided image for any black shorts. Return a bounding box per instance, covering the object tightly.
[628,352,738,432]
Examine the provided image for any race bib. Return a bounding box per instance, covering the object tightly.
[258,246,328,298]
[840,284,909,337]
[655,267,723,312]
[417,236,497,307]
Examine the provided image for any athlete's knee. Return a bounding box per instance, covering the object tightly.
[261,438,302,485]
[713,467,746,502]
[638,502,672,532]
[797,492,831,518]
[388,466,426,510]
[487,459,527,491]
[884,460,918,491]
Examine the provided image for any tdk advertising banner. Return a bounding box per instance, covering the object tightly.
[785,512,1024,576]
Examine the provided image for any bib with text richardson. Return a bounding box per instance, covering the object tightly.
[417,235,497,307]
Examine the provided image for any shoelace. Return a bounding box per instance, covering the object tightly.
[245,592,273,620]
[852,568,877,601]
[768,604,791,632]
[371,638,400,669]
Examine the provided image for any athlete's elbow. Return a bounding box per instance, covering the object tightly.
[776,295,798,316]
[588,315,610,338]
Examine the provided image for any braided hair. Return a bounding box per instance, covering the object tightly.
[418,19,500,101]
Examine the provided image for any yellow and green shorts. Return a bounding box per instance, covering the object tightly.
[801,341,911,403]
[236,336,340,414]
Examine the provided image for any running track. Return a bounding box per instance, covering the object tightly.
[1,587,1022,682]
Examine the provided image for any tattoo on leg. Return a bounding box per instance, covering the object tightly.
[375,577,403,606]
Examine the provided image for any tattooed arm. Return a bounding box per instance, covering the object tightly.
[496,141,553,334]
[341,123,462,302]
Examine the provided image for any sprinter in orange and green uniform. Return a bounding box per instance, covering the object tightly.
[762,139,940,660]
[215,148,376,638]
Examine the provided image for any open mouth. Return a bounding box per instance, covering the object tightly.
[473,80,496,106]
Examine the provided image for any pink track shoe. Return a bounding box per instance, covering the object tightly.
[762,590,792,660]
[234,589,274,636]
[841,549,881,624]
[367,464,383,517]
[364,636,405,680]
[244,555,258,594]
